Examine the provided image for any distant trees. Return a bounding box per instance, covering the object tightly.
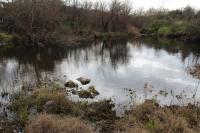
[0,0,63,43]
[1,0,200,44]
[0,0,134,35]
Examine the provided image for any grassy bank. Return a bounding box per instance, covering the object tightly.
[8,88,117,133]
[117,100,200,133]
[1,85,199,133]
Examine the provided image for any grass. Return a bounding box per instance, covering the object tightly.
[9,89,74,125]
[9,88,116,132]
[25,113,93,133]
[116,100,200,133]
[6,86,200,133]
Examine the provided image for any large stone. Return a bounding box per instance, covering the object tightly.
[43,100,56,112]
[65,80,78,88]
[77,86,99,99]
[77,77,91,85]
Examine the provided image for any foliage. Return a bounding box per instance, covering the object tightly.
[143,20,172,34]
[157,26,172,36]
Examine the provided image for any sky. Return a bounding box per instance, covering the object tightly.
[89,0,200,10]
[130,0,200,10]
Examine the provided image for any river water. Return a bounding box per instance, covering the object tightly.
[0,38,200,115]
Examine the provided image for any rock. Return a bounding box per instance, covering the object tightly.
[77,86,99,99]
[78,90,93,99]
[65,80,78,88]
[43,100,56,112]
[77,77,91,85]
[88,86,99,96]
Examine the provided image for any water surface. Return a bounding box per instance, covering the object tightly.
[0,38,200,115]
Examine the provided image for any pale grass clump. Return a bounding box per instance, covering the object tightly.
[25,113,94,133]
[116,100,200,133]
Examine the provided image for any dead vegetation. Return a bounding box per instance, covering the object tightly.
[3,86,200,133]
[116,100,200,133]
[9,88,117,132]
[25,114,94,133]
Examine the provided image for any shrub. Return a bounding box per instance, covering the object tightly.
[143,20,172,34]
[185,20,200,41]
[158,26,172,36]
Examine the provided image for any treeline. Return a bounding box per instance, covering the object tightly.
[0,0,200,45]
[0,0,135,44]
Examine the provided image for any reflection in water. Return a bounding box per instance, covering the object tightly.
[0,39,200,114]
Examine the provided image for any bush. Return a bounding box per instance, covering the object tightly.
[143,20,172,34]
[158,26,172,36]
[185,20,200,41]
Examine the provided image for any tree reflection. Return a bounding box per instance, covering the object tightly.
[0,38,199,92]
[136,37,200,64]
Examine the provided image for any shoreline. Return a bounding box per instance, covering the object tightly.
[1,85,200,133]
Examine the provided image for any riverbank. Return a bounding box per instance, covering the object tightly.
[0,31,138,47]
[1,84,200,133]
